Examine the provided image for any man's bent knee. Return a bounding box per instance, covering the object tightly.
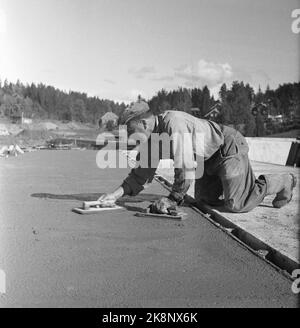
[224,199,247,213]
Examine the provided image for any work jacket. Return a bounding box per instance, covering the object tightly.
[121,110,224,203]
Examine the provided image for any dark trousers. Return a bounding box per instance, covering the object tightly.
[195,125,267,213]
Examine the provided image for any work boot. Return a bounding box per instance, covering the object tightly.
[261,173,297,208]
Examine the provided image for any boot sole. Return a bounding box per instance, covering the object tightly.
[290,173,297,190]
[288,173,297,204]
[272,173,297,208]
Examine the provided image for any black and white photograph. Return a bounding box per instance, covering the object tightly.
[0,0,299,311]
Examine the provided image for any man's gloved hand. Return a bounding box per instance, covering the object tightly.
[149,197,177,214]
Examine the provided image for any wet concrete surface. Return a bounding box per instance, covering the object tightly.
[0,150,298,307]
[211,162,300,265]
[157,160,300,266]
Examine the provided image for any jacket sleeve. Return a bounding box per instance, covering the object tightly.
[121,166,157,196]
[168,123,196,203]
[121,138,159,196]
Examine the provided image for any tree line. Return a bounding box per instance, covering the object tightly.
[0,79,126,124]
[149,81,300,136]
[0,78,299,136]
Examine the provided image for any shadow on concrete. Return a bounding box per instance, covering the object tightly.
[120,204,146,213]
[31,193,101,202]
[31,192,164,204]
[31,192,166,214]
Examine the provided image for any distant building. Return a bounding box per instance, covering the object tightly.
[190,107,201,117]
[10,107,22,124]
[99,111,118,128]
[22,117,33,124]
[268,114,283,123]
[252,103,268,117]
[204,103,221,121]
[10,110,33,124]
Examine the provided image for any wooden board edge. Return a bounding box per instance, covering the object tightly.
[72,206,124,215]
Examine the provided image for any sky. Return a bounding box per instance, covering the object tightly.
[0,0,299,103]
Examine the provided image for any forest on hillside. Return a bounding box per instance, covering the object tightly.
[150,82,300,136]
[0,79,127,124]
[0,78,299,136]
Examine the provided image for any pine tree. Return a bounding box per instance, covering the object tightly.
[201,86,211,116]
[191,88,202,116]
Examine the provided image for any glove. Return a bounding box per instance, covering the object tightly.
[149,197,177,214]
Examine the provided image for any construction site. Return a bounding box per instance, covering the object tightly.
[0,129,299,307]
[0,0,299,311]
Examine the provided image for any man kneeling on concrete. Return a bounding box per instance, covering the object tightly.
[98,100,297,214]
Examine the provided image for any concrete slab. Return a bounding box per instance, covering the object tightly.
[209,162,299,265]
[0,151,298,307]
[157,160,299,268]
[245,137,296,166]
